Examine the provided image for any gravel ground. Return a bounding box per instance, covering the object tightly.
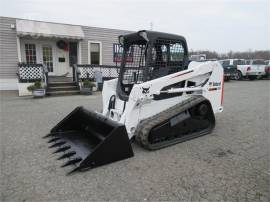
[0,80,269,201]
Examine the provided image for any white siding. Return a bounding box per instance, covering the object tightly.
[81,26,131,65]
[0,17,18,79]
[0,16,132,81]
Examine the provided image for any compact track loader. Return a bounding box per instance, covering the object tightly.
[44,31,224,174]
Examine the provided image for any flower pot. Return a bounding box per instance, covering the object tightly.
[80,87,92,95]
[97,83,103,91]
[32,88,46,98]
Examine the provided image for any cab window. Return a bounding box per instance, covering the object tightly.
[252,60,265,65]
[222,60,230,66]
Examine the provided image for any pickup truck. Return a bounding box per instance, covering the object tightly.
[237,59,266,80]
[219,59,243,81]
[190,54,207,62]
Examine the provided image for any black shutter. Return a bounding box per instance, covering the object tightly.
[69,42,78,66]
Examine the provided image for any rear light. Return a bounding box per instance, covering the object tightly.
[221,73,224,106]
[247,67,251,71]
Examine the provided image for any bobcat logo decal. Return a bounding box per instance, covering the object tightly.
[142,87,150,94]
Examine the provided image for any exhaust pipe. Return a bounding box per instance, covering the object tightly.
[44,106,134,174]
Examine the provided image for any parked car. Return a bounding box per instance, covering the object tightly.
[218,59,241,81]
[237,59,266,80]
[190,54,207,62]
[264,60,270,78]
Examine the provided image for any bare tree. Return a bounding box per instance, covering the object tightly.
[189,50,270,60]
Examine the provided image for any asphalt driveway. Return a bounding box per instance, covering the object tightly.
[0,80,269,201]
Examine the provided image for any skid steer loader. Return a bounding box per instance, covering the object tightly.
[44,30,224,174]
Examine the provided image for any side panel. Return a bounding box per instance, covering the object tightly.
[202,62,224,113]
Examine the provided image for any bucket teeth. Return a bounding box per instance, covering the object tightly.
[53,146,71,154]
[66,167,81,175]
[49,141,66,148]
[61,158,82,167]
[57,151,76,160]
[43,133,53,138]
[43,131,61,138]
[47,137,60,143]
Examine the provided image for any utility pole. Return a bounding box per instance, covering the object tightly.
[150,22,153,30]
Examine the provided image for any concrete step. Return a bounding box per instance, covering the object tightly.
[48,82,78,87]
[47,86,79,92]
[46,90,81,96]
[48,76,73,83]
[46,79,80,96]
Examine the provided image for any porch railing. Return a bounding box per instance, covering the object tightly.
[17,63,49,86]
[72,64,120,82]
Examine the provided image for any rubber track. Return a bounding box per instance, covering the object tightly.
[134,95,211,150]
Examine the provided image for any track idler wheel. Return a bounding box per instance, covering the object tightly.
[197,103,209,117]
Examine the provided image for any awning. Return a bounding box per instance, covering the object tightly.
[16,19,85,39]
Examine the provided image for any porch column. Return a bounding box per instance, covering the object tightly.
[16,36,22,62]
[78,41,82,64]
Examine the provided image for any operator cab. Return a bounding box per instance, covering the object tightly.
[117,30,189,101]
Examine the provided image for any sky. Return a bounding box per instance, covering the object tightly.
[1,0,269,52]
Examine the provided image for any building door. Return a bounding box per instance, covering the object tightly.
[42,46,54,74]
[55,43,69,76]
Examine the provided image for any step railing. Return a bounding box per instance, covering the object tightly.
[72,64,80,83]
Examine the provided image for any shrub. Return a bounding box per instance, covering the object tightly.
[82,80,96,89]
[27,81,42,91]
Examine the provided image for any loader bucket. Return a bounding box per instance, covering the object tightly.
[44,106,134,174]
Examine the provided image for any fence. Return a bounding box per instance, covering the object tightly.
[17,63,48,84]
[73,64,120,82]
